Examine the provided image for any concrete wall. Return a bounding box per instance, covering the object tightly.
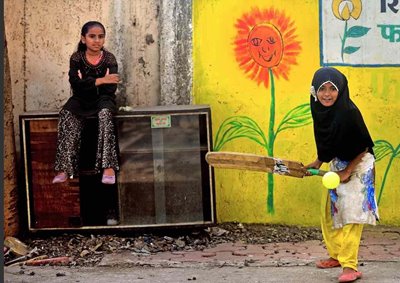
[4,0,192,141]
[4,0,193,234]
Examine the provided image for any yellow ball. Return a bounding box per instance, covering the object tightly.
[322,171,340,189]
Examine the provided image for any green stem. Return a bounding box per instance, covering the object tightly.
[267,68,276,214]
[377,144,399,205]
[378,155,394,205]
[341,20,348,62]
[268,68,276,157]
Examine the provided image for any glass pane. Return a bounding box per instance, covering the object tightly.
[118,113,211,225]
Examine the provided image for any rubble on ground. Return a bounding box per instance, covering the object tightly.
[4,223,322,267]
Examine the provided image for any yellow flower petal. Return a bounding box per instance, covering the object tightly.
[332,0,344,20]
[342,3,351,20]
[350,0,362,19]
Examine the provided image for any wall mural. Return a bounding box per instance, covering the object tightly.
[374,140,400,205]
[213,7,310,214]
[331,0,370,62]
[320,0,400,206]
[321,0,400,66]
[212,5,398,215]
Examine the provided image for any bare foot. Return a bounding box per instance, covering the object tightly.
[103,168,115,176]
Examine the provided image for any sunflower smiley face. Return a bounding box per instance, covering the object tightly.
[235,7,301,87]
[247,23,284,68]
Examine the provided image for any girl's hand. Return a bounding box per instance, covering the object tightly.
[304,159,323,177]
[335,149,367,183]
[336,169,351,183]
[102,68,120,84]
[96,68,120,86]
[78,70,82,79]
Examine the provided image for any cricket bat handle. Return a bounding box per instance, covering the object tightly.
[306,168,328,176]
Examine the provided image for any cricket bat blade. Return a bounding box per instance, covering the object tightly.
[205,151,308,178]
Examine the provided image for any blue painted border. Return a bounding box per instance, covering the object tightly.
[318,0,400,67]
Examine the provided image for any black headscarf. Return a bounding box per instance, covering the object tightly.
[310,67,374,162]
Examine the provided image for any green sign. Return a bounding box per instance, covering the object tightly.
[151,115,171,128]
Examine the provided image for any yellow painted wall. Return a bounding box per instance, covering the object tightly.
[193,0,400,226]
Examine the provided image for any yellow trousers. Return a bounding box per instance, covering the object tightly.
[321,190,364,271]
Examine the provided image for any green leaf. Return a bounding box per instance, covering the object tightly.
[214,116,267,151]
[394,145,400,158]
[343,46,361,54]
[346,26,371,38]
[275,103,312,137]
[374,140,394,162]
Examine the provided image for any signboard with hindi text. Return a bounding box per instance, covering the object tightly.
[320,0,400,67]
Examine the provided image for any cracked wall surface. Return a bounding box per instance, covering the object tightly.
[5,0,193,145]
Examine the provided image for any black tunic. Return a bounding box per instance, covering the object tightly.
[63,49,118,117]
[310,67,374,162]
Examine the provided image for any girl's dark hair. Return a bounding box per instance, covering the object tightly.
[77,21,106,52]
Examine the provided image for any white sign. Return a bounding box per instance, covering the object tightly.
[320,0,400,67]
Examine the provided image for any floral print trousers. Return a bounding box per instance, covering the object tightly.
[54,109,119,177]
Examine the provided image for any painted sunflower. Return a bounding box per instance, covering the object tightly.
[234,7,301,88]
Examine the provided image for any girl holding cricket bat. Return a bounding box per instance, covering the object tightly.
[305,67,379,283]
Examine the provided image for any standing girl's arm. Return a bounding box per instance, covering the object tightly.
[304,159,324,176]
[336,149,368,182]
[305,159,323,170]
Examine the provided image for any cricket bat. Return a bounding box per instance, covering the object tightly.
[205,151,326,178]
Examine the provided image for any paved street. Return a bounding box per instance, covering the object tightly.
[4,226,400,282]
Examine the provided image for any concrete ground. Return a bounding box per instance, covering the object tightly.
[4,226,400,283]
[4,262,400,283]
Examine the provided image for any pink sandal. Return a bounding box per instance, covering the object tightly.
[315,258,341,269]
[52,173,68,184]
[102,174,115,185]
[338,270,362,282]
